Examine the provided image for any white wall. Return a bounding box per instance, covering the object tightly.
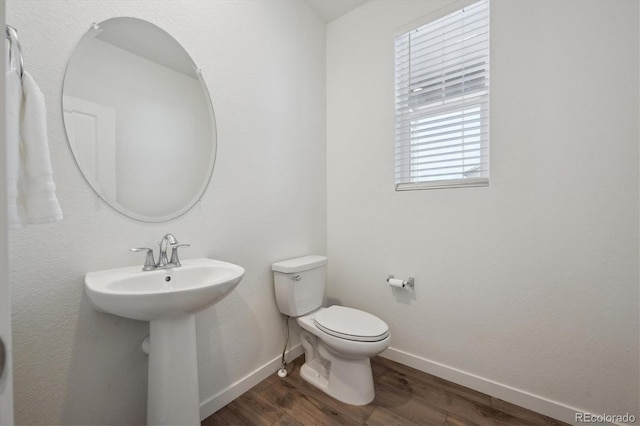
[327,0,639,422]
[7,1,325,424]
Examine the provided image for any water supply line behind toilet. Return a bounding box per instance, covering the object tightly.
[278,315,290,378]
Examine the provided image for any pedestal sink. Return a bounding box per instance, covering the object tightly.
[85,258,244,425]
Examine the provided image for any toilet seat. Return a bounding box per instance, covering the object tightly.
[314,306,389,342]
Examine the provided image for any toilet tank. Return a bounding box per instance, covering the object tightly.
[272,255,327,317]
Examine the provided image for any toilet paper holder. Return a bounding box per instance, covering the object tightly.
[386,275,414,288]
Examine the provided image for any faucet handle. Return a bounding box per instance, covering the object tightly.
[169,244,190,267]
[131,247,156,271]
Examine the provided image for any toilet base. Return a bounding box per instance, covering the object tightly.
[299,354,375,406]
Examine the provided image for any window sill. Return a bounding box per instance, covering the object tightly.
[395,177,489,191]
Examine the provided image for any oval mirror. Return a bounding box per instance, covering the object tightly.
[62,17,216,222]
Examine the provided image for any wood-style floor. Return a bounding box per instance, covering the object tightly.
[202,355,569,426]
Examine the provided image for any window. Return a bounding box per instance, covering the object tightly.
[394,0,490,190]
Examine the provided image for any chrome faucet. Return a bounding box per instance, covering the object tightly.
[131,233,190,271]
[157,233,178,267]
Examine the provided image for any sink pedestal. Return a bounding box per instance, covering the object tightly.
[148,315,200,425]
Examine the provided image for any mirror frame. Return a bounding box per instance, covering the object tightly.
[62,17,217,223]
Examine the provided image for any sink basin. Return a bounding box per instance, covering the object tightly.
[85,257,244,425]
[85,258,244,321]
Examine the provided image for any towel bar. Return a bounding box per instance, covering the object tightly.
[5,25,24,79]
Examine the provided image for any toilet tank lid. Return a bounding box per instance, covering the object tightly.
[272,255,327,273]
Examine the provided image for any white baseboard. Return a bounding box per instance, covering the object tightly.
[380,346,587,426]
[199,344,304,420]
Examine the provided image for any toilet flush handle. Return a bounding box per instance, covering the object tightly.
[293,275,302,281]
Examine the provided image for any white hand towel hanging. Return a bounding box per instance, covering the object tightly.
[6,68,63,228]
[6,67,24,228]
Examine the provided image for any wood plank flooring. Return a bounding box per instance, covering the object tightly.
[202,355,569,426]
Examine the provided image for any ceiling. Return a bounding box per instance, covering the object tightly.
[306,0,369,23]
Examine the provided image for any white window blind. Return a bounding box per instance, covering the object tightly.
[395,0,490,190]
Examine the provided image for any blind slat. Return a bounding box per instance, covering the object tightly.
[397,126,486,146]
[395,3,489,51]
[394,45,489,81]
[395,154,488,170]
[395,27,489,65]
[395,133,490,156]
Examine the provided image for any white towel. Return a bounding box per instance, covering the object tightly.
[6,69,63,228]
[6,68,25,228]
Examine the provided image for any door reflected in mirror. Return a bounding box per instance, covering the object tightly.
[63,17,216,222]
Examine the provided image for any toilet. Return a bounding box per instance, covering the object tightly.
[272,255,390,406]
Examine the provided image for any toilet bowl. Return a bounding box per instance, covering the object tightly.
[296,306,390,405]
[272,256,390,405]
